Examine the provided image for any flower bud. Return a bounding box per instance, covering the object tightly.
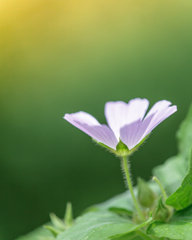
[137,177,156,208]
[153,196,171,222]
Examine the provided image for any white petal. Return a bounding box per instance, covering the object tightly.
[142,100,177,138]
[120,113,155,150]
[105,98,149,139]
[64,111,118,149]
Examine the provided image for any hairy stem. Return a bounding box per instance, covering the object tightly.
[122,156,145,221]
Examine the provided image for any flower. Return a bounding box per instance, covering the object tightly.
[64,99,177,154]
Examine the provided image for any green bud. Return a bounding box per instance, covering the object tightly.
[116,140,130,156]
[153,196,171,222]
[137,177,156,208]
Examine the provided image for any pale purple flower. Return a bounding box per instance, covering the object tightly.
[64,99,177,151]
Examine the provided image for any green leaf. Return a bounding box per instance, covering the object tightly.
[177,104,192,162]
[165,149,192,210]
[109,214,153,239]
[81,206,100,214]
[152,105,192,196]
[109,230,153,240]
[97,191,135,212]
[108,231,137,240]
[96,182,161,213]
[15,224,53,240]
[153,155,187,195]
[109,207,133,217]
[37,237,55,240]
[44,225,61,238]
[56,210,152,240]
[147,204,192,240]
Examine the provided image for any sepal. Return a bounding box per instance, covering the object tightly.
[64,202,73,228]
[50,213,65,231]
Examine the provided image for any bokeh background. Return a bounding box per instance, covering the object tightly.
[1,0,192,239]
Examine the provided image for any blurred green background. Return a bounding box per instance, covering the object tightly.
[1,0,192,239]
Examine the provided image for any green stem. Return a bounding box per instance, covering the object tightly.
[122,156,145,221]
[152,176,168,201]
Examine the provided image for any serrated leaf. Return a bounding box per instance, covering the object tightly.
[166,149,192,210]
[147,204,192,240]
[56,210,152,240]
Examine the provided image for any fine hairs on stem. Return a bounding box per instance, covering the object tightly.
[121,156,145,221]
[120,157,133,189]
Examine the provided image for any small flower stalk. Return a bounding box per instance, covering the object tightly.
[153,176,168,201]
